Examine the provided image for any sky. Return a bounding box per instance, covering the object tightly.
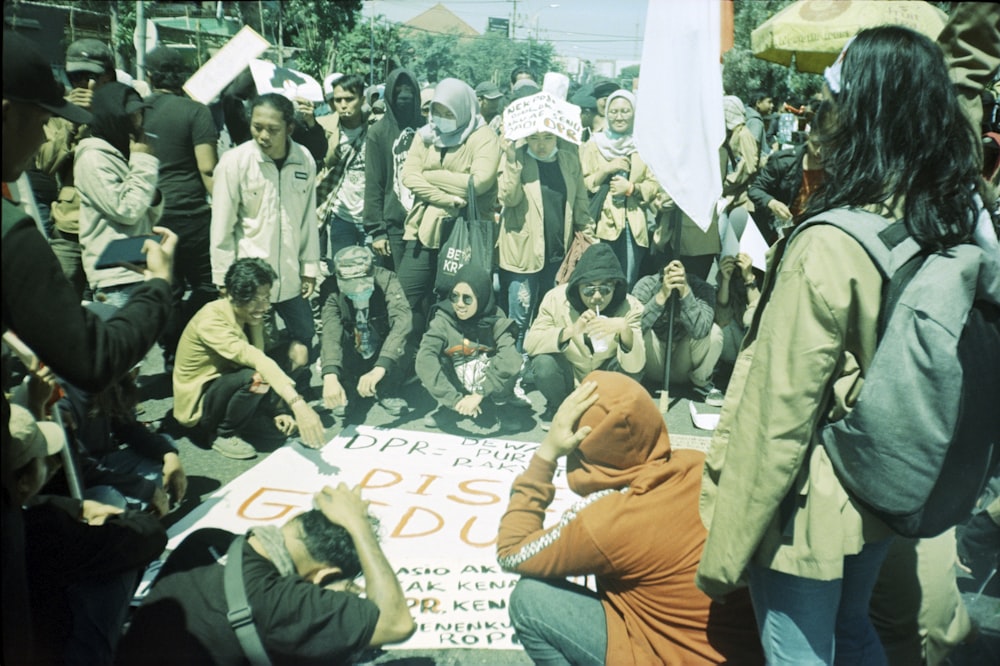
[367,0,650,65]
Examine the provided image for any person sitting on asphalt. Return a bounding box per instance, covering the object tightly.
[116,484,416,665]
[632,260,725,406]
[172,258,325,459]
[416,263,526,431]
[496,371,763,665]
[320,246,414,423]
[523,242,644,429]
[11,403,167,666]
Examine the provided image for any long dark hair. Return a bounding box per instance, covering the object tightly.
[803,26,981,250]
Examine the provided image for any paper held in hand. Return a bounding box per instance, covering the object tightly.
[503,91,584,145]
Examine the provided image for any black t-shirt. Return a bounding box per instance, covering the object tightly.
[537,159,567,264]
[117,528,380,666]
[143,93,218,218]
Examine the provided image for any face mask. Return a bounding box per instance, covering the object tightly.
[432,115,458,133]
[527,146,558,162]
[347,287,374,306]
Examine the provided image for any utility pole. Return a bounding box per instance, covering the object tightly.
[511,0,517,39]
[135,0,146,82]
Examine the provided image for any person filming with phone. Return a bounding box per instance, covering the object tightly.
[77,82,163,308]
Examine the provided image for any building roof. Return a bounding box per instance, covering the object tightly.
[403,2,479,37]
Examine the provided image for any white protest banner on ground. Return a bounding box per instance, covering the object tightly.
[249,59,324,103]
[503,92,583,145]
[142,426,583,650]
[183,25,269,105]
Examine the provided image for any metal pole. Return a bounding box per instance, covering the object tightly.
[135,0,146,83]
[369,2,375,86]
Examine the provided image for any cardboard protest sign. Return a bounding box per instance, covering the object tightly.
[503,92,583,145]
[183,25,269,105]
[249,59,324,102]
[138,426,585,650]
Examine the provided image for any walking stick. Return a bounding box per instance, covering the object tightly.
[658,208,682,419]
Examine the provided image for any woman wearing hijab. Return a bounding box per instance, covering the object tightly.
[77,82,162,307]
[721,95,762,213]
[580,90,660,289]
[497,371,763,665]
[398,78,501,335]
[415,264,523,429]
[498,129,596,354]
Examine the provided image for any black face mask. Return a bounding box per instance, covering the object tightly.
[392,87,419,129]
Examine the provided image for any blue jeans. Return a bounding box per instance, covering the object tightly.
[84,446,167,512]
[499,264,560,354]
[509,578,607,666]
[92,281,143,309]
[748,539,893,666]
[272,295,316,350]
[609,227,647,290]
[323,213,366,272]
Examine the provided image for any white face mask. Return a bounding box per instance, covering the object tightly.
[527,146,558,162]
[432,114,458,134]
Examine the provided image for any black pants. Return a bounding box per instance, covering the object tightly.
[530,352,641,413]
[160,212,216,356]
[200,368,263,438]
[395,240,438,337]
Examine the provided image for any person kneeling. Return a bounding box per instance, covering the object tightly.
[173,258,325,459]
[497,372,762,664]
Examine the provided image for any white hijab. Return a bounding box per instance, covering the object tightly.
[593,89,637,160]
[418,78,484,149]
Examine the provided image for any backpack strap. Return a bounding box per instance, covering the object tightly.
[224,536,272,666]
[792,207,925,279]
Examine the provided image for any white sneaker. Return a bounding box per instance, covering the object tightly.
[693,383,725,407]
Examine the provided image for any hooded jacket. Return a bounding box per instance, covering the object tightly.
[497,371,762,665]
[415,265,521,407]
[76,83,163,290]
[363,68,424,244]
[524,243,645,380]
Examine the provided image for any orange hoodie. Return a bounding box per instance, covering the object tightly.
[497,371,762,665]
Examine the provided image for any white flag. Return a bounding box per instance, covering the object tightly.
[634,0,724,232]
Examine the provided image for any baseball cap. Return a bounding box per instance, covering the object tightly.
[66,38,114,75]
[8,404,65,471]
[570,90,598,111]
[592,79,621,100]
[334,246,375,294]
[475,81,503,100]
[3,31,92,125]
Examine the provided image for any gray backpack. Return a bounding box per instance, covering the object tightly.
[790,208,1000,538]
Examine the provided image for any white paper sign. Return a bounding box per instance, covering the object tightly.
[718,204,769,271]
[139,426,586,650]
[503,91,583,145]
[249,59,324,103]
[183,25,270,105]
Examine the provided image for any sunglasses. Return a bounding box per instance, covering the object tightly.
[67,71,94,87]
[581,284,614,297]
[450,292,474,306]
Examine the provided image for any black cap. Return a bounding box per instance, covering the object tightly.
[3,31,92,125]
[65,38,114,75]
[570,91,598,110]
[592,79,622,100]
[474,81,503,100]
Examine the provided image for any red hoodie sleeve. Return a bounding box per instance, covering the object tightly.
[497,454,619,578]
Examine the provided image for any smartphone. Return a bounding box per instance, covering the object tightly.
[94,235,160,270]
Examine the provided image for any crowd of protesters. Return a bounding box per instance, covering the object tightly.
[3,2,1000,663]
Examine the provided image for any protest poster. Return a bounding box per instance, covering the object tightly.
[249,59,324,102]
[138,426,584,650]
[718,203,769,270]
[503,92,583,145]
[183,25,269,105]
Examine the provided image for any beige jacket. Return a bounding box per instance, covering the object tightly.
[580,142,659,247]
[524,284,645,382]
[400,125,500,250]
[497,143,595,274]
[697,224,894,599]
